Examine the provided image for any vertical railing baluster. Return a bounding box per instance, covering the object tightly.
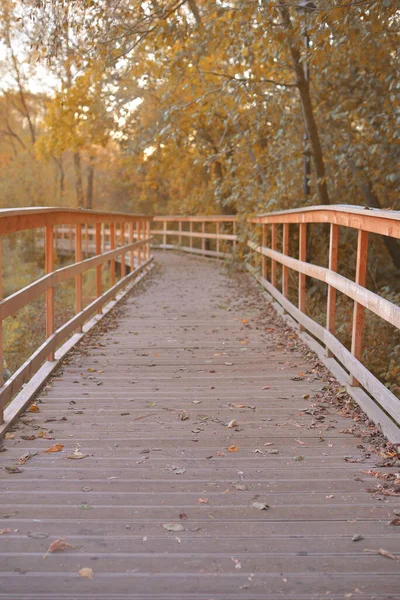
[163,220,167,246]
[190,221,193,249]
[95,223,102,314]
[120,222,126,279]
[350,229,368,386]
[129,222,134,271]
[262,223,267,280]
[326,223,339,356]
[298,223,307,331]
[45,224,55,360]
[271,223,277,288]
[69,225,73,253]
[282,223,289,298]
[202,222,206,255]
[233,221,237,251]
[139,221,143,266]
[216,222,220,256]
[178,221,182,247]
[110,222,116,287]
[85,224,89,256]
[147,221,151,260]
[75,223,83,331]
[0,237,3,424]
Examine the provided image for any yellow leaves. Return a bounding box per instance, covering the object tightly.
[227,445,238,452]
[28,404,40,413]
[79,567,94,579]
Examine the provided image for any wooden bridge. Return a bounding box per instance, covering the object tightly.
[0,206,399,599]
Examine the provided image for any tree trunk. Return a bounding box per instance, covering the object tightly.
[86,156,95,210]
[346,155,400,270]
[278,1,330,205]
[73,151,84,208]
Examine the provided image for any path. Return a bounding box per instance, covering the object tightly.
[0,251,399,599]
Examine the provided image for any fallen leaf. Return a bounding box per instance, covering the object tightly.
[0,529,11,535]
[18,451,37,465]
[44,444,64,453]
[390,518,400,526]
[232,482,246,491]
[268,449,279,455]
[227,419,238,428]
[67,450,88,460]
[21,435,36,441]
[224,362,233,366]
[79,503,93,510]
[179,411,189,421]
[163,523,184,532]
[293,455,304,461]
[352,534,364,542]
[5,466,22,474]
[198,498,209,504]
[241,319,249,324]
[81,486,93,492]
[228,445,238,452]
[28,404,40,413]
[79,567,93,579]
[231,557,242,569]
[5,433,14,440]
[251,502,269,511]
[171,466,186,475]
[231,404,246,409]
[179,513,187,520]
[44,538,76,558]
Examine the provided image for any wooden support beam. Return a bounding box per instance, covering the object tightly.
[298,223,307,331]
[262,224,267,280]
[282,223,289,298]
[75,224,83,330]
[271,223,277,288]
[350,229,369,386]
[120,222,126,279]
[110,222,116,288]
[45,224,55,360]
[95,223,102,314]
[326,223,339,356]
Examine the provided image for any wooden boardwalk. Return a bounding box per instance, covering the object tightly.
[0,251,399,600]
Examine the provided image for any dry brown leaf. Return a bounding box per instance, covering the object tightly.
[79,567,94,578]
[228,445,238,452]
[43,444,64,453]
[227,419,238,429]
[28,404,40,413]
[43,538,76,559]
[241,319,249,324]
[231,403,246,409]
[198,498,209,504]
[0,529,11,535]
[67,450,88,460]
[5,433,14,440]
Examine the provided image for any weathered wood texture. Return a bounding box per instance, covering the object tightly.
[0,252,398,599]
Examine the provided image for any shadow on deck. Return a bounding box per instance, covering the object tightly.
[0,251,398,599]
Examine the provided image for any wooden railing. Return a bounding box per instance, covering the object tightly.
[151,215,237,258]
[247,205,400,439]
[0,208,153,427]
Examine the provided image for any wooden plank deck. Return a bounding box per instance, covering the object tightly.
[0,251,399,600]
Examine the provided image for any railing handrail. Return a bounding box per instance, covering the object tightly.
[252,204,400,237]
[0,207,152,235]
[153,215,236,222]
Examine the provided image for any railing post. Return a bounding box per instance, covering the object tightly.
[233,221,237,251]
[282,223,289,298]
[75,224,83,331]
[202,222,206,255]
[262,224,267,280]
[178,221,182,247]
[350,229,369,386]
[271,223,277,288]
[0,237,3,424]
[129,222,134,271]
[190,221,193,248]
[84,224,89,256]
[45,224,55,360]
[110,222,116,288]
[298,223,307,331]
[95,223,102,314]
[120,222,126,279]
[69,225,73,253]
[163,220,167,246]
[216,222,220,256]
[326,223,339,356]
[147,221,151,260]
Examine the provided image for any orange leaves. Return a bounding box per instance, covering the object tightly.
[43,444,64,453]
[227,445,238,452]
[28,404,40,413]
[43,538,75,559]
[197,498,209,504]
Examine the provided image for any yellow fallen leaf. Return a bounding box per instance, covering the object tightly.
[228,445,238,452]
[231,403,246,409]
[5,433,14,440]
[43,444,64,453]
[79,567,93,578]
[28,404,40,413]
[241,319,248,324]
